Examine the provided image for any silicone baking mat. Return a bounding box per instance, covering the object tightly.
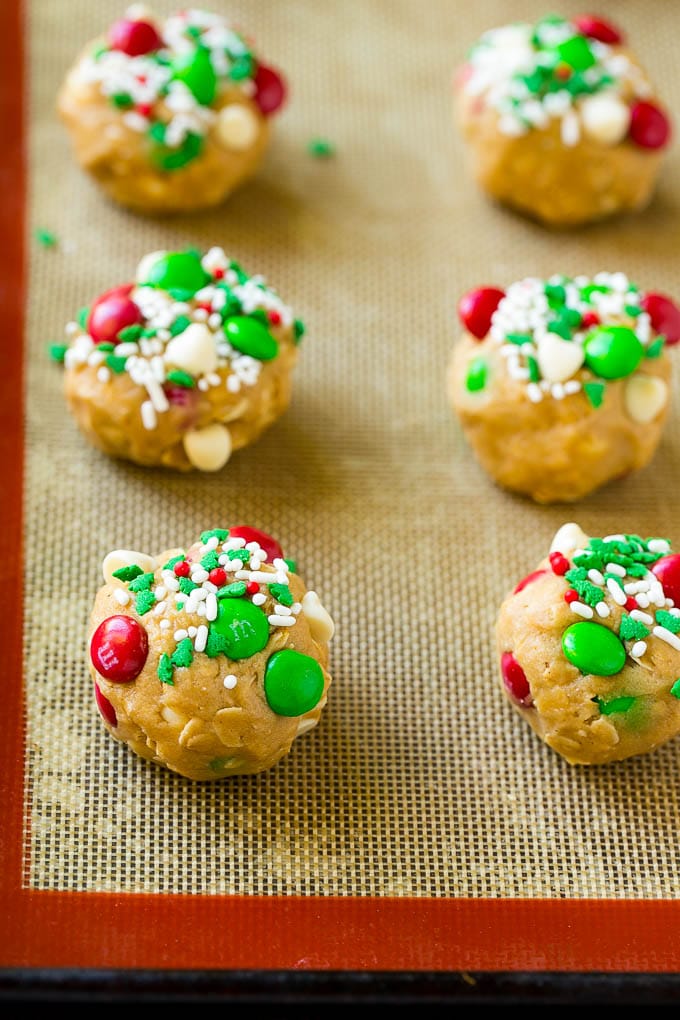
[2,0,680,973]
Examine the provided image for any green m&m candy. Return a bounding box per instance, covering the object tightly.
[171,46,217,106]
[583,326,644,380]
[562,621,626,677]
[143,251,211,294]
[224,316,279,361]
[211,599,269,660]
[264,648,325,716]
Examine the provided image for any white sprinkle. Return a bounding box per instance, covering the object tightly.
[235,570,278,583]
[205,536,220,550]
[595,601,610,618]
[636,593,650,609]
[203,581,218,594]
[152,600,167,616]
[269,614,296,627]
[275,572,288,585]
[653,626,680,651]
[226,537,247,549]
[561,109,580,147]
[154,585,167,601]
[115,342,139,358]
[141,400,157,430]
[205,593,218,621]
[624,581,649,594]
[292,602,302,615]
[604,534,626,543]
[606,578,627,605]
[273,558,289,572]
[527,383,543,403]
[223,673,238,689]
[113,588,130,606]
[274,604,292,616]
[97,366,111,383]
[160,619,170,631]
[198,379,209,391]
[648,539,671,554]
[571,601,594,619]
[188,626,197,638]
[174,629,188,642]
[588,569,605,585]
[194,625,208,653]
[670,608,680,618]
[606,563,626,577]
[184,599,198,615]
[563,380,581,395]
[191,568,209,583]
[252,593,267,606]
[163,574,180,592]
[193,308,209,322]
[208,313,222,329]
[197,603,206,617]
[630,641,647,658]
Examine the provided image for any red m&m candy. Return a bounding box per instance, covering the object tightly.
[228,526,284,563]
[108,19,162,57]
[458,287,505,340]
[94,683,118,727]
[513,569,547,594]
[252,64,287,115]
[90,615,148,683]
[651,554,680,607]
[87,285,143,345]
[573,14,623,45]
[628,101,672,150]
[501,651,532,707]
[641,292,680,346]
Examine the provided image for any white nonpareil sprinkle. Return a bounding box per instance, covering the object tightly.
[174,629,188,642]
[113,588,130,606]
[188,627,197,638]
[648,539,671,554]
[140,401,157,430]
[595,601,610,618]
[97,366,111,384]
[160,619,170,631]
[588,569,605,585]
[205,593,218,621]
[571,601,594,619]
[235,569,280,584]
[268,615,296,627]
[606,563,626,577]
[223,674,238,689]
[194,625,208,653]
[653,626,680,651]
[274,604,292,616]
[630,641,647,658]
[153,600,167,616]
[606,578,626,606]
[251,593,267,606]
[191,568,210,584]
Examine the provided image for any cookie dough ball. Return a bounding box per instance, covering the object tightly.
[51,246,306,471]
[496,523,680,765]
[454,13,672,227]
[88,526,335,780]
[57,6,287,214]
[448,272,679,503]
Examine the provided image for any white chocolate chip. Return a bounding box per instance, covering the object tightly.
[295,717,319,736]
[183,423,232,472]
[624,375,668,424]
[165,322,218,377]
[102,549,156,586]
[550,523,590,558]
[215,104,260,151]
[135,250,167,283]
[160,705,188,728]
[301,590,335,643]
[580,93,630,146]
[536,332,585,384]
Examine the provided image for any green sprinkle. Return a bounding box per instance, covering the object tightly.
[178,576,198,595]
[35,227,57,248]
[645,338,665,359]
[269,582,293,607]
[112,564,143,582]
[171,637,194,669]
[105,354,127,374]
[128,571,155,593]
[217,581,247,599]
[505,333,532,345]
[465,357,488,393]
[307,137,335,158]
[284,558,297,574]
[527,356,540,382]
[158,654,174,685]
[201,550,220,571]
[118,324,143,342]
[201,528,229,544]
[205,628,229,658]
[619,615,651,641]
[165,370,195,388]
[48,343,68,363]
[76,306,90,330]
[153,131,204,171]
[209,756,234,772]
[655,610,680,635]
[250,308,269,326]
[163,554,185,570]
[547,319,572,340]
[96,342,116,352]
[169,315,192,337]
[624,304,642,318]
[670,679,680,699]
[583,381,606,409]
[111,92,133,108]
[564,567,605,608]
[229,54,255,80]
[595,695,637,716]
[167,287,196,302]
[141,328,157,338]
[135,590,156,615]
[581,284,609,300]
[293,318,306,342]
[544,283,565,305]
[228,549,250,562]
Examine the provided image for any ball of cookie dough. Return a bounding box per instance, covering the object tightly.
[447,272,678,503]
[454,13,672,227]
[50,246,306,471]
[57,6,287,214]
[496,522,680,765]
[88,526,335,780]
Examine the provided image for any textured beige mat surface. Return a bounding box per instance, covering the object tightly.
[25,0,680,896]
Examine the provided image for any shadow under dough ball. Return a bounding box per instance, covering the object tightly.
[57,6,287,214]
[454,12,672,227]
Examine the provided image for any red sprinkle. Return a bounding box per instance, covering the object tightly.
[174,560,191,577]
[500,652,532,707]
[213,268,225,280]
[581,311,600,329]
[625,596,638,611]
[573,14,624,45]
[549,551,570,576]
[209,567,227,587]
[554,64,572,80]
[90,616,148,683]
[640,292,680,346]
[246,581,260,595]
[628,100,672,150]
[564,589,579,604]
[268,310,282,326]
[197,302,212,313]
[513,569,547,594]
[458,286,505,340]
[94,682,117,727]
[136,102,153,118]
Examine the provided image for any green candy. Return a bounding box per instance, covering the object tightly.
[143,251,211,295]
[583,326,644,380]
[562,621,626,677]
[556,35,596,71]
[224,316,279,361]
[466,357,488,393]
[264,649,325,717]
[171,46,217,105]
[211,599,269,660]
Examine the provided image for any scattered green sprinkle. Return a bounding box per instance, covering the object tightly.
[228,549,250,562]
[135,590,156,615]
[619,615,651,641]
[48,343,68,363]
[595,695,637,716]
[200,550,220,571]
[76,306,90,330]
[583,381,606,409]
[201,528,229,544]
[645,338,665,359]
[178,576,198,595]
[269,582,293,607]
[307,137,335,158]
[505,333,532,345]
[112,564,143,582]
[466,357,488,393]
[96,342,116,352]
[209,756,234,771]
[205,628,229,658]
[229,54,254,80]
[118,324,143,342]
[105,354,128,374]
[293,318,306,343]
[655,610,680,635]
[165,369,195,388]
[171,637,194,669]
[670,679,680,699]
[111,92,133,108]
[284,558,297,574]
[163,554,185,571]
[35,227,58,249]
[169,315,192,337]
[158,654,174,685]
[217,581,247,598]
[128,571,155,593]
[527,356,540,382]
[564,567,605,608]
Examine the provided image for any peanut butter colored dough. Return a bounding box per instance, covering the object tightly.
[55,246,304,472]
[455,13,672,227]
[89,528,335,780]
[57,8,285,215]
[448,272,677,504]
[495,523,680,765]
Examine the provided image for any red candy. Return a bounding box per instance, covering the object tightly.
[246,580,260,595]
[87,285,143,345]
[94,682,117,727]
[573,14,624,45]
[581,311,600,329]
[625,596,638,611]
[628,101,672,150]
[564,589,579,604]
[640,292,680,346]
[108,18,162,56]
[209,567,227,587]
[549,551,569,576]
[228,526,284,563]
[173,559,191,577]
[268,310,282,326]
[501,652,532,707]
[651,554,680,606]
[90,615,148,683]
[253,64,287,115]
[458,287,505,340]
[513,569,547,594]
